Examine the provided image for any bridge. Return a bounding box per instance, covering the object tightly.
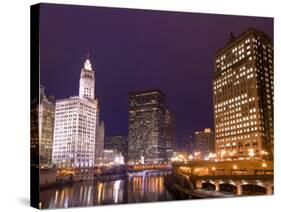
[127,163,171,171]
[191,174,273,195]
[169,160,274,196]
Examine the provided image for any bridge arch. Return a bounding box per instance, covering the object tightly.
[202,182,216,191]
[195,179,273,196]
[219,183,237,194]
[241,184,267,195]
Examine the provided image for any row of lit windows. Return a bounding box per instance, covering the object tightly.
[218,46,253,70]
[216,128,261,138]
[215,100,256,114]
[216,37,253,64]
[214,70,255,91]
[215,93,249,108]
[53,152,95,157]
[216,117,258,128]
[216,133,259,143]
[217,49,271,74]
[55,120,95,126]
[214,66,254,87]
[216,122,259,133]
[215,99,256,114]
[217,115,260,127]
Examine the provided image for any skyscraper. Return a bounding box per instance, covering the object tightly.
[95,119,105,165]
[52,56,99,168]
[194,128,215,158]
[38,86,55,168]
[128,89,172,164]
[105,134,128,162]
[213,28,273,160]
[164,108,176,160]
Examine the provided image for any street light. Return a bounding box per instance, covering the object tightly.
[232,164,238,175]
[194,151,201,160]
[248,148,255,159]
[221,150,226,160]
[262,162,267,174]
[208,152,217,161]
[261,150,269,160]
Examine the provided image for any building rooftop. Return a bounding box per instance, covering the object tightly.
[129,88,165,97]
[214,27,272,57]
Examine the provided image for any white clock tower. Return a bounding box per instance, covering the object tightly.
[79,54,95,100]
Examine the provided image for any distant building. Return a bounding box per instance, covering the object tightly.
[128,89,173,164]
[95,119,105,165]
[194,128,215,157]
[105,134,128,162]
[38,86,55,168]
[213,28,273,159]
[164,109,176,160]
[31,99,39,167]
[52,56,100,168]
[103,149,124,165]
[182,134,194,154]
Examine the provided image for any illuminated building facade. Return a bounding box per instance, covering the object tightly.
[38,86,55,167]
[164,108,176,160]
[31,99,39,167]
[95,119,105,165]
[105,134,128,162]
[52,57,99,168]
[103,149,124,165]
[213,28,273,160]
[128,89,169,164]
[194,128,215,157]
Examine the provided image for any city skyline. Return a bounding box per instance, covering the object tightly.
[31,3,274,209]
[39,3,273,146]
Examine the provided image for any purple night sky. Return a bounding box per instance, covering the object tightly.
[39,3,273,146]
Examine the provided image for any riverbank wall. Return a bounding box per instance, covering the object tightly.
[164,173,206,199]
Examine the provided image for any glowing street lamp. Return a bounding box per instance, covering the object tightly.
[261,150,269,160]
[261,150,268,155]
[194,151,201,160]
[248,148,255,159]
[233,165,238,170]
[188,155,194,160]
[220,150,226,160]
[262,162,267,174]
[208,152,217,161]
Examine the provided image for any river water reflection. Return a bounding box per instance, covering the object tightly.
[40,171,174,209]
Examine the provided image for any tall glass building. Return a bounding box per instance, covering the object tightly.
[128,89,175,164]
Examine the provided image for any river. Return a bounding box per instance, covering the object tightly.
[40,171,174,209]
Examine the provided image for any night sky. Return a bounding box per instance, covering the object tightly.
[40,3,273,146]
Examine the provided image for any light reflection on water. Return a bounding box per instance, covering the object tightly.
[40,171,173,209]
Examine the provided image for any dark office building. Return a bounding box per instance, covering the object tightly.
[194,128,215,157]
[105,134,128,162]
[182,134,194,154]
[128,89,173,164]
[164,109,176,160]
